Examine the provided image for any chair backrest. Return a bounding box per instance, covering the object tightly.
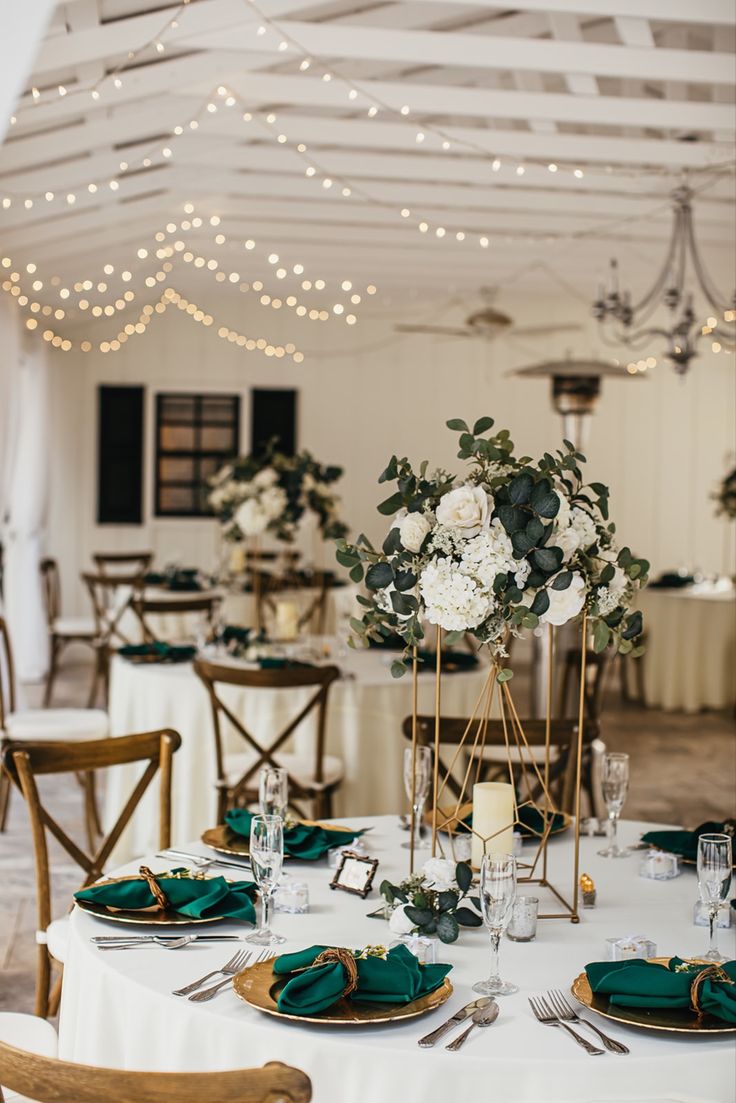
[2,730,181,941]
[81,571,143,646]
[194,659,340,807]
[0,1045,311,1103]
[93,551,153,575]
[402,713,600,815]
[556,647,611,723]
[0,617,16,730]
[131,593,222,644]
[39,559,60,627]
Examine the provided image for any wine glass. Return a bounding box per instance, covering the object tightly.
[246,814,286,946]
[473,853,518,997]
[402,746,432,851]
[697,833,732,963]
[598,752,631,858]
[259,766,289,819]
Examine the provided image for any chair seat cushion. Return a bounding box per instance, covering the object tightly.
[0,1011,58,1103]
[5,709,109,741]
[224,752,344,792]
[52,616,96,638]
[46,916,69,964]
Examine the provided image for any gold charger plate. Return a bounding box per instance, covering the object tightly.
[233,957,453,1025]
[571,958,736,1035]
[201,820,360,862]
[75,874,226,927]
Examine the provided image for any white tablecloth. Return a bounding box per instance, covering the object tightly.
[105,649,491,863]
[637,584,736,713]
[58,817,735,1103]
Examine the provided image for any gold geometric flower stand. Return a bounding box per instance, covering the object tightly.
[408,617,587,923]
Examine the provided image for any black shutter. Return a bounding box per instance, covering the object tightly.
[97,385,144,524]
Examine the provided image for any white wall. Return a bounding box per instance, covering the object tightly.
[47,291,736,616]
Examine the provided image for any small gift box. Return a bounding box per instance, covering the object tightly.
[274,874,309,915]
[639,848,680,880]
[693,900,732,929]
[605,935,657,961]
[389,934,438,964]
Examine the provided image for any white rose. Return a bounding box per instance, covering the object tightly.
[253,467,279,489]
[548,526,581,563]
[388,903,417,935]
[436,484,491,537]
[541,573,586,627]
[422,857,457,892]
[553,487,572,530]
[260,485,287,521]
[235,497,269,536]
[398,511,432,553]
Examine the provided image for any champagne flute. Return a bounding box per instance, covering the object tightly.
[259,766,289,819]
[246,814,285,946]
[598,752,631,858]
[473,853,518,997]
[697,833,732,963]
[402,745,432,851]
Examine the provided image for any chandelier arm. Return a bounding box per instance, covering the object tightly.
[626,208,681,316]
[685,210,733,316]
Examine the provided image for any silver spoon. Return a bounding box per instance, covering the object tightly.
[97,935,197,950]
[445,1003,499,1050]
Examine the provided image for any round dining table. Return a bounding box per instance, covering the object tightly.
[104,646,491,864]
[58,816,734,1103]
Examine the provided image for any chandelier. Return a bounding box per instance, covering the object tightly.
[592,185,735,376]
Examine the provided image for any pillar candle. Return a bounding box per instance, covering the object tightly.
[471,782,515,869]
[275,599,299,641]
[229,544,246,574]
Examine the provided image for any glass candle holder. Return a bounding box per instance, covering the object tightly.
[273,874,309,915]
[506,896,539,942]
[639,849,680,880]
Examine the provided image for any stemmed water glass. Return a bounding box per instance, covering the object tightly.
[473,853,518,997]
[402,746,432,851]
[598,752,631,858]
[259,766,289,819]
[246,814,286,946]
[697,833,733,963]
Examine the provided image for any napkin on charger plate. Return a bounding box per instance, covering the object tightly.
[74,868,258,923]
[640,819,735,863]
[273,943,452,1016]
[585,957,736,1023]
[225,809,364,861]
[118,642,197,663]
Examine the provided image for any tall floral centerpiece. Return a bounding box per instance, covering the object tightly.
[337,416,648,920]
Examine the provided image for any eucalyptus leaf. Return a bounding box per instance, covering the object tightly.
[436,912,460,944]
[365,562,394,590]
[446,418,469,432]
[552,570,573,590]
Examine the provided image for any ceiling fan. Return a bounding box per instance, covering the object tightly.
[394,287,581,341]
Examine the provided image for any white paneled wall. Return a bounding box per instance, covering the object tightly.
[46,292,735,616]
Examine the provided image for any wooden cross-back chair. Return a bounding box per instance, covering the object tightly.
[81,571,144,705]
[556,647,611,723]
[0,1042,312,1103]
[131,593,222,644]
[92,551,153,575]
[402,714,600,817]
[39,558,97,707]
[250,569,330,636]
[1,729,181,1018]
[194,659,342,821]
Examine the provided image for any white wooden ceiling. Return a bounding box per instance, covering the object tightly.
[0,0,734,319]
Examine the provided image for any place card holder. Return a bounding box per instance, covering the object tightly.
[330,852,379,899]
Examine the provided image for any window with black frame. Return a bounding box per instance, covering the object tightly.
[155,393,240,517]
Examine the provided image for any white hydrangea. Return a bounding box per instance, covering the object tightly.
[553,485,572,530]
[419,557,492,631]
[209,479,245,512]
[596,586,619,617]
[460,520,517,590]
[260,485,288,521]
[569,507,598,551]
[253,466,279,489]
[235,497,269,536]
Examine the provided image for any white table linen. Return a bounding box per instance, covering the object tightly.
[58,817,735,1103]
[637,583,736,712]
[105,648,491,863]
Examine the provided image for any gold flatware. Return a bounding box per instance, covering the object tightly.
[445,1003,499,1050]
[547,989,628,1053]
[174,949,253,997]
[417,997,491,1047]
[528,995,604,1054]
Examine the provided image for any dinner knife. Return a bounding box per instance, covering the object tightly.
[155,850,253,871]
[417,997,492,1048]
[90,934,244,943]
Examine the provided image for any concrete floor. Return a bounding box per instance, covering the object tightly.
[1,650,734,1017]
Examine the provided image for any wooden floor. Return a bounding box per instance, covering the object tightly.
[1,651,734,1016]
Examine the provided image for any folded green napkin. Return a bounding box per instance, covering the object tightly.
[257,657,315,671]
[118,642,196,663]
[585,957,736,1024]
[459,804,566,838]
[416,648,479,673]
[641,820,735,863]
[225,809,363,861]
[273,943,452,1016]
[222,625,257,646]
[75,870,257,923]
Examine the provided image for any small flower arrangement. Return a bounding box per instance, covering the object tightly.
[337,416,648,677]
[714,465,736,521]
[209,443,349,544]
[380,857,482,944]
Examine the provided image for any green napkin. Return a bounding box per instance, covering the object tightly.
[273,943,452,1016]
[641,820,735,863]
[118,642,196,663]
[225,809,363,861]
[585,957,736,1024]
[257,658,316,671]
[75,870,257,923]
[459,804,566,838]
[416,648,479,673]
